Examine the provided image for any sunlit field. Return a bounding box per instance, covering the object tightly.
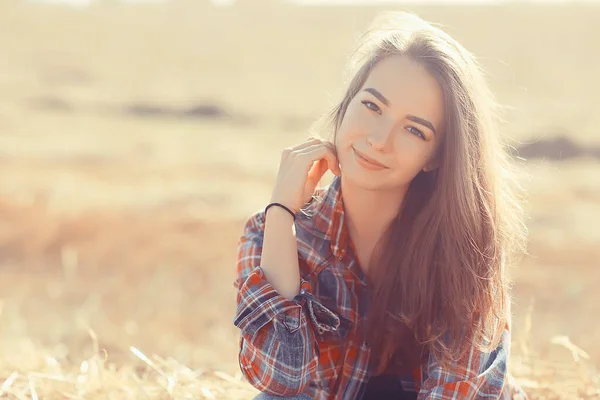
[0,1,599,398]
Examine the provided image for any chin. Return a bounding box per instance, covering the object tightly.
[340,166,391,191]
[341,166,413,194]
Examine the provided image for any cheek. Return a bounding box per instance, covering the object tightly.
[391,136,434,167]
[336,107,368,147]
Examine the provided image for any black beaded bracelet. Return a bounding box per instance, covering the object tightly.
[265,202,296,221]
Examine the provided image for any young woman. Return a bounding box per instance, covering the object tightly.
[233,11,528,400]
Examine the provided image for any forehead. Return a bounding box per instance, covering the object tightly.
[363,55,445,130]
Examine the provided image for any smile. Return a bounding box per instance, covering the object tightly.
[352,148,388,170]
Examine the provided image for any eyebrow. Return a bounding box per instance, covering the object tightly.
[362,87,437,135]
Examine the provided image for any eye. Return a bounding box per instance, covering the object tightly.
[406,126,425,140]
[361,100,381,115]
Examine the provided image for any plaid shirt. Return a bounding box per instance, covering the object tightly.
[234,176,526,400]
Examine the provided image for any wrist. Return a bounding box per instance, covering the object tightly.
[265,202,296,221]
[268,197,298,213]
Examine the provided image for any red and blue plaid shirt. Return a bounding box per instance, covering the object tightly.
[234,176,526,399]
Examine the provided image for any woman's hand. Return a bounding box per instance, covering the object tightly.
[270,138,341,213]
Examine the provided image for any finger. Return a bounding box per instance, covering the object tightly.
[281,138,321,160]
[306,159,329,190]
[311,142,340,176]
[288,137,323,152]
[320,142,341,176]
[295,144,340,176]
[324,144,341,176]
[294,144,335,165]
[306,159,324,181]
[292,141,334,158]
[322,141,337,156]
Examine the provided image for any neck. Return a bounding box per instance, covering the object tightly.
[340,176,408,264]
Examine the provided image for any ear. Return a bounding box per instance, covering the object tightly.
[423,160,440,173]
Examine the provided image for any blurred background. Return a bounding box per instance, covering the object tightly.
[0,0,598,398]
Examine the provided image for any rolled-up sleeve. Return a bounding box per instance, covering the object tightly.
[233,211,340,396]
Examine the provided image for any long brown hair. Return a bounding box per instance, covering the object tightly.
[314,11,528,373]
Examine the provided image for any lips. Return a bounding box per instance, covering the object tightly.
[352,147,388,170]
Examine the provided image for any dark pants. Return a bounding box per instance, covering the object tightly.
[361,374,418,400]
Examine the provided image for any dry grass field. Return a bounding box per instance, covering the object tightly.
[0,0,599,398]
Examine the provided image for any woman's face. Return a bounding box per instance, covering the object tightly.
[335,55,445,191]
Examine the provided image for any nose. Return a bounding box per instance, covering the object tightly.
[366,125,393,151]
